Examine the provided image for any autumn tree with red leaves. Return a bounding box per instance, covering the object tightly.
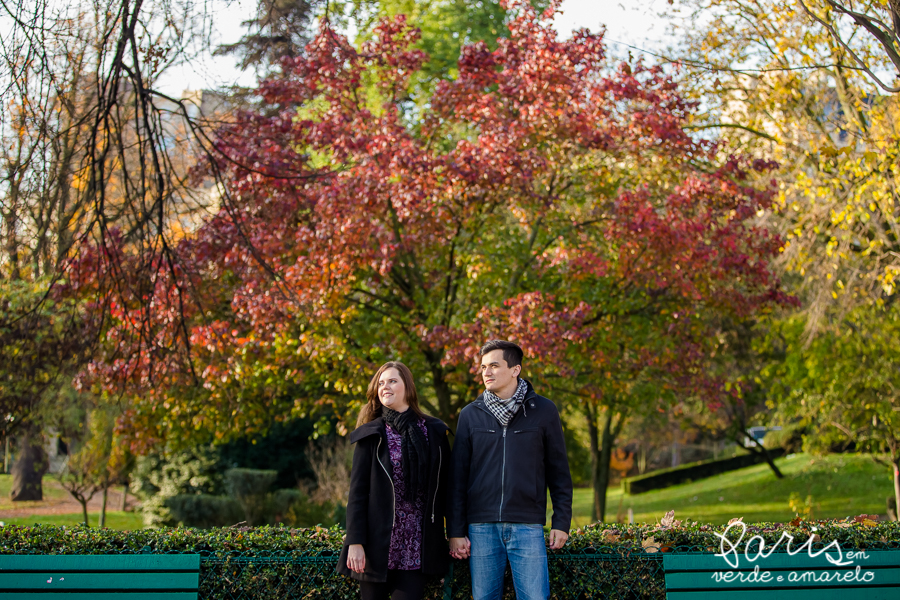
[70,0,794,519]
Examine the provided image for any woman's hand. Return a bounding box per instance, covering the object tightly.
[449,536,470,559]
[347,544,366,573]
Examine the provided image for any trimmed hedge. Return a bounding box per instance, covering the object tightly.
[623,448,786,494]
[1,517,898,599]
[2,516,899,556]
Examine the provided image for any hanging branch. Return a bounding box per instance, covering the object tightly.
[798,0,900,92]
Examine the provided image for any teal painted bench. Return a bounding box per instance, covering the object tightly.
[0,554,201,599]
[664,550,900,599]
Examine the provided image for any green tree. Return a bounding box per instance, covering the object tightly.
[346,0,517,90]
[216,0,318,75]
[762,304,900,519]
[56,407,132,527]
[0,280,90,501]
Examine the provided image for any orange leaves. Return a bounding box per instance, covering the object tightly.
[68,0,796,446]
[853,514,879,527]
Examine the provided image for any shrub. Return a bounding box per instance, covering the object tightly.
[2,515,897,555]
[225,468,278,526]
[623,448,785,494]
[165,494,244,529]
[130,446,225,528]
[149,470,341,529]
[130,419,323,528]
[1,517,898,600]
[215,418,317,489]
[283,490,344,528]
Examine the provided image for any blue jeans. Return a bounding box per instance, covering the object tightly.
[468,523,549,600]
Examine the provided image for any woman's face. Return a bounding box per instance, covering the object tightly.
[378,367,409,413]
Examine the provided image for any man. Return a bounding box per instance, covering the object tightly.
[448,340,573,600]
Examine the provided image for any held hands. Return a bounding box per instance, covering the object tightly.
[449,536,471,559]
[347,544,366,573]
[548,529,569,550]
[449,530,567,558]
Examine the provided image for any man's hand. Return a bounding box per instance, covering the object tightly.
[347,544,366,573]
[548,529,569,550]
[449,536,471,559]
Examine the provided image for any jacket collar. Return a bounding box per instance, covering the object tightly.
[349,413,448,444]
[474,377,537,407]
[350,417,385,444]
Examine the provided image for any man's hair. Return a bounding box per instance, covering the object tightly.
[479,340,524,369]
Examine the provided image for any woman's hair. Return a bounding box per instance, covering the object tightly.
[356,361,426,428]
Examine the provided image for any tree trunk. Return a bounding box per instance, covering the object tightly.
[586,405,615,523]
[893,458,900,523]
[759,447,784,478]
[426,352,454,427]
[10,427,48,501]
[99,484,108,528]
[80,496,89,527]
[596,410,615,523]
[739,430,784,479]
[121,481,129,511]
[586,405,600,522]
[4,189,21,281]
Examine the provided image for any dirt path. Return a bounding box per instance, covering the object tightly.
[0,479,137,518]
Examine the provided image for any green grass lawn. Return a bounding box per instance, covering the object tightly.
[569,453,893,527]
[0,511,145,530]
[0,452,891,530]
[0,473,71,510]
[0,474,143,530]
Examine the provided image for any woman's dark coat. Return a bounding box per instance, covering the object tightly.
[337,414,452,583]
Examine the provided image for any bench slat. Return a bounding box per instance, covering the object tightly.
[667,588,900,600]
[666,567,900,590]
[0,572,199,590]
[0,594,197,600]
[664,551,900,571]
[664,550,900,599]
[0,555,200,572]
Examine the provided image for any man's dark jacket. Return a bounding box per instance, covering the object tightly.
[337,415,452,582]
[447,380,573,537]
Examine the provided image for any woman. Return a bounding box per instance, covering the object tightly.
[337,361,452,600]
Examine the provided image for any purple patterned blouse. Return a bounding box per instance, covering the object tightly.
[385,418,428,571]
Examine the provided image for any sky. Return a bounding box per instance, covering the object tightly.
[159,0,675,95]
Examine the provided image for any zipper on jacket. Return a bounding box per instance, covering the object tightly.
[499,425,507,521]
[431,446,442,523]
[375,436,396,529]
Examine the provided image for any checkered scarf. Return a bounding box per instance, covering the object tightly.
[482,377,529,427]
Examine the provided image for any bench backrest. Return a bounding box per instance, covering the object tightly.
[0,554,201,599]
[663,550,900,600]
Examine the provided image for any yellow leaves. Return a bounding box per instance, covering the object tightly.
[879,265,900,296]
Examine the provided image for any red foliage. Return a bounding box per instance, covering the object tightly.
[67,0,795,447]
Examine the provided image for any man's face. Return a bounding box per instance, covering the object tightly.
[480,349,521,394]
